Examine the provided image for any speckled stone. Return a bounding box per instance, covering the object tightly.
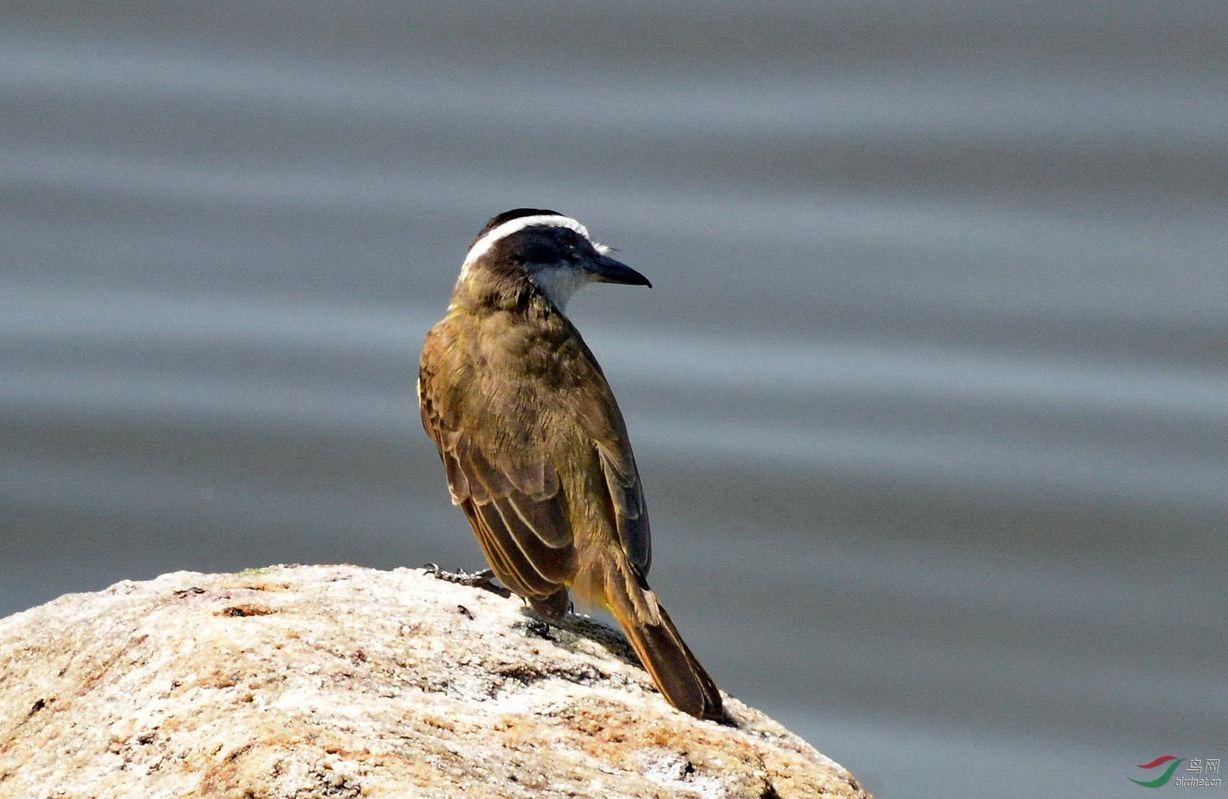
[0,564,870,798]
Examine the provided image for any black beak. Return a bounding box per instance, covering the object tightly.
[586,253,652,288]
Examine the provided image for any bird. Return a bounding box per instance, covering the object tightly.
[417,208,725,721]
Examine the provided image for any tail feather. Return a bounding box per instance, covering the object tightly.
[605,569,726,722]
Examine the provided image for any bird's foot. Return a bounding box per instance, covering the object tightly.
[422,563,511,597]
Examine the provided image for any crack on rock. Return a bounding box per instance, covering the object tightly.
[761,782,781,799]
[173,586,205,598]
[410,675,452,694]
[27,697,49,718]
[216,604,276,617]
[495,664,545,687]
[225,743,253,763]
[77,634,149,695]
[493,662,603,695]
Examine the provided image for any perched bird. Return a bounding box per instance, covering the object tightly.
[418,209,725,721]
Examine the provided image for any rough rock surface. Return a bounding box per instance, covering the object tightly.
[0,564,869,798]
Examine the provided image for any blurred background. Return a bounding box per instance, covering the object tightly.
[3,2,1226,796]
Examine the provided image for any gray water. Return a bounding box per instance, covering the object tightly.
[3,3,1227,796]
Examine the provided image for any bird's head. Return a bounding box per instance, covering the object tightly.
[453,208,651,311]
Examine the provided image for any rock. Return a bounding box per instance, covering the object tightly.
[0,564,870,798]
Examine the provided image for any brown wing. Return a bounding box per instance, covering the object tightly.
[564,318,651,577]
[535,316,648,579]
[419,306,651,592]
[418,355,578,602]
[595,436,651,577]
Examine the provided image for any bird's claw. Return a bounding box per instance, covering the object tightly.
[422,564,511,597]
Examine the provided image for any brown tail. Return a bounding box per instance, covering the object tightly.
[604,568,726,722]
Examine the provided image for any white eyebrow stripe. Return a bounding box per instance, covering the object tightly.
[461,214,590,269]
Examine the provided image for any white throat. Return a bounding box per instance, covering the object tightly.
[529,265,589,311]
[455,213,612,309]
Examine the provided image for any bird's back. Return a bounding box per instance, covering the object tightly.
[419,297,652,587]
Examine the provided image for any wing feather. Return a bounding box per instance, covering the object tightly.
[597,440,651,575]
[461,502,550,597]
[487,497,576,582]
[419,307,652,595]
[505,492,571,548]
[420,356,578,600]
